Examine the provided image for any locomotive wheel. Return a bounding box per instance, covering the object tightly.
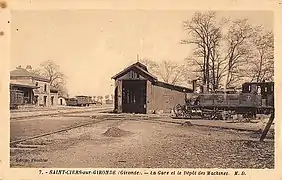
[183,107,192,119]
[174,104,184,117]
[211,112,216,120]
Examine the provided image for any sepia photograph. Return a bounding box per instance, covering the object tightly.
[9,9,275,169]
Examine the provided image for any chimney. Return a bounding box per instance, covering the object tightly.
[26,65,32,72]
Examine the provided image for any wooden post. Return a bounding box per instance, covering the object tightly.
[117,80,123,113]
[146,81,151,114]
[260,111,274,142]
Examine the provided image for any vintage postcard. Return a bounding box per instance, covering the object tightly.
[0,0,281,179]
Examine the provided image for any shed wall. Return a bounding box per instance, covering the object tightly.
[148,84,187,113]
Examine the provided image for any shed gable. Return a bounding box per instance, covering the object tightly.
[116,69,147,80]
[111,62,157,81]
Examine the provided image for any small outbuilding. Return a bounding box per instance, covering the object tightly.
[58,96,67,106]
[111,62,193,114]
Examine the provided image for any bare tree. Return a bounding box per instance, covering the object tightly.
[54,82,69,97]
[209,46,226,90]
[140,59,186,85]
[223,19,254,88]
[182,12,227,91]
[182,12,273,89]
[158,60,187,85]
[31,68,42,76]
[36,60,69,97]
[39,60,65,86]
[139,58,159,74]
[247,27,274,82]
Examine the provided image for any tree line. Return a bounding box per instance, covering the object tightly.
[92,94,114,103]
[140,12,274,91]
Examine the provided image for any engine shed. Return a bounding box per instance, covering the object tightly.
[111,62,193,114]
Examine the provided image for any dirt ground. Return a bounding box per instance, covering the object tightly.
[10,119,274,168]
[10,116,98,142]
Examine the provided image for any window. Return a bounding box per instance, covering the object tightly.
[129,71,139,79]
[129,71,133,78]
[271,84,274,92]
[51,96,54,105]
[44,84,47,92]
[257,86,261,95]
[35,82,38,86]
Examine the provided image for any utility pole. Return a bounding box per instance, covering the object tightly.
[260,111,275,142]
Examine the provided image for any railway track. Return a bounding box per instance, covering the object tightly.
[10,107,113,148]
[10,118,107,147]
[10,106,113,120]
[10,104,106,113]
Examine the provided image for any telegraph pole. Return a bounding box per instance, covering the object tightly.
[260,111,275,142]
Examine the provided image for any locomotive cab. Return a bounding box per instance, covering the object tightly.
[242,82,274,107]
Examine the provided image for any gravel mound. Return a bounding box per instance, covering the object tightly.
[182,121,193,127]
[103,127,132,137]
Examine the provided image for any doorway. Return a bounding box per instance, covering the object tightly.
[34,95,38,106]
[60,99,63,105]
[122,80,147,113]
[44,96,47,106]
[51,96,54,106]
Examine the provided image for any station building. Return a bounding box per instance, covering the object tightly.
[10,66,58,108]
[111,62,193,114]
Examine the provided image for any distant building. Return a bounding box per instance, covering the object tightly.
[58,96,67,106]
[111,62,193,114]
[10,65,58,108]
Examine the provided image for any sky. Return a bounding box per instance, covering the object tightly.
[10,10,273,97]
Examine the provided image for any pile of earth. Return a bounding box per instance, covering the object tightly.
[182,121,194,127]
[103,127,132,137]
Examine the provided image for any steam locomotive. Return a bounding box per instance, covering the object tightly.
[174,82,274,119]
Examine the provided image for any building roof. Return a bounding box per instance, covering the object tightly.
[10,67,50,82]
[111,62,157,81]
[10,83,39,89]
[154,81,193,93]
